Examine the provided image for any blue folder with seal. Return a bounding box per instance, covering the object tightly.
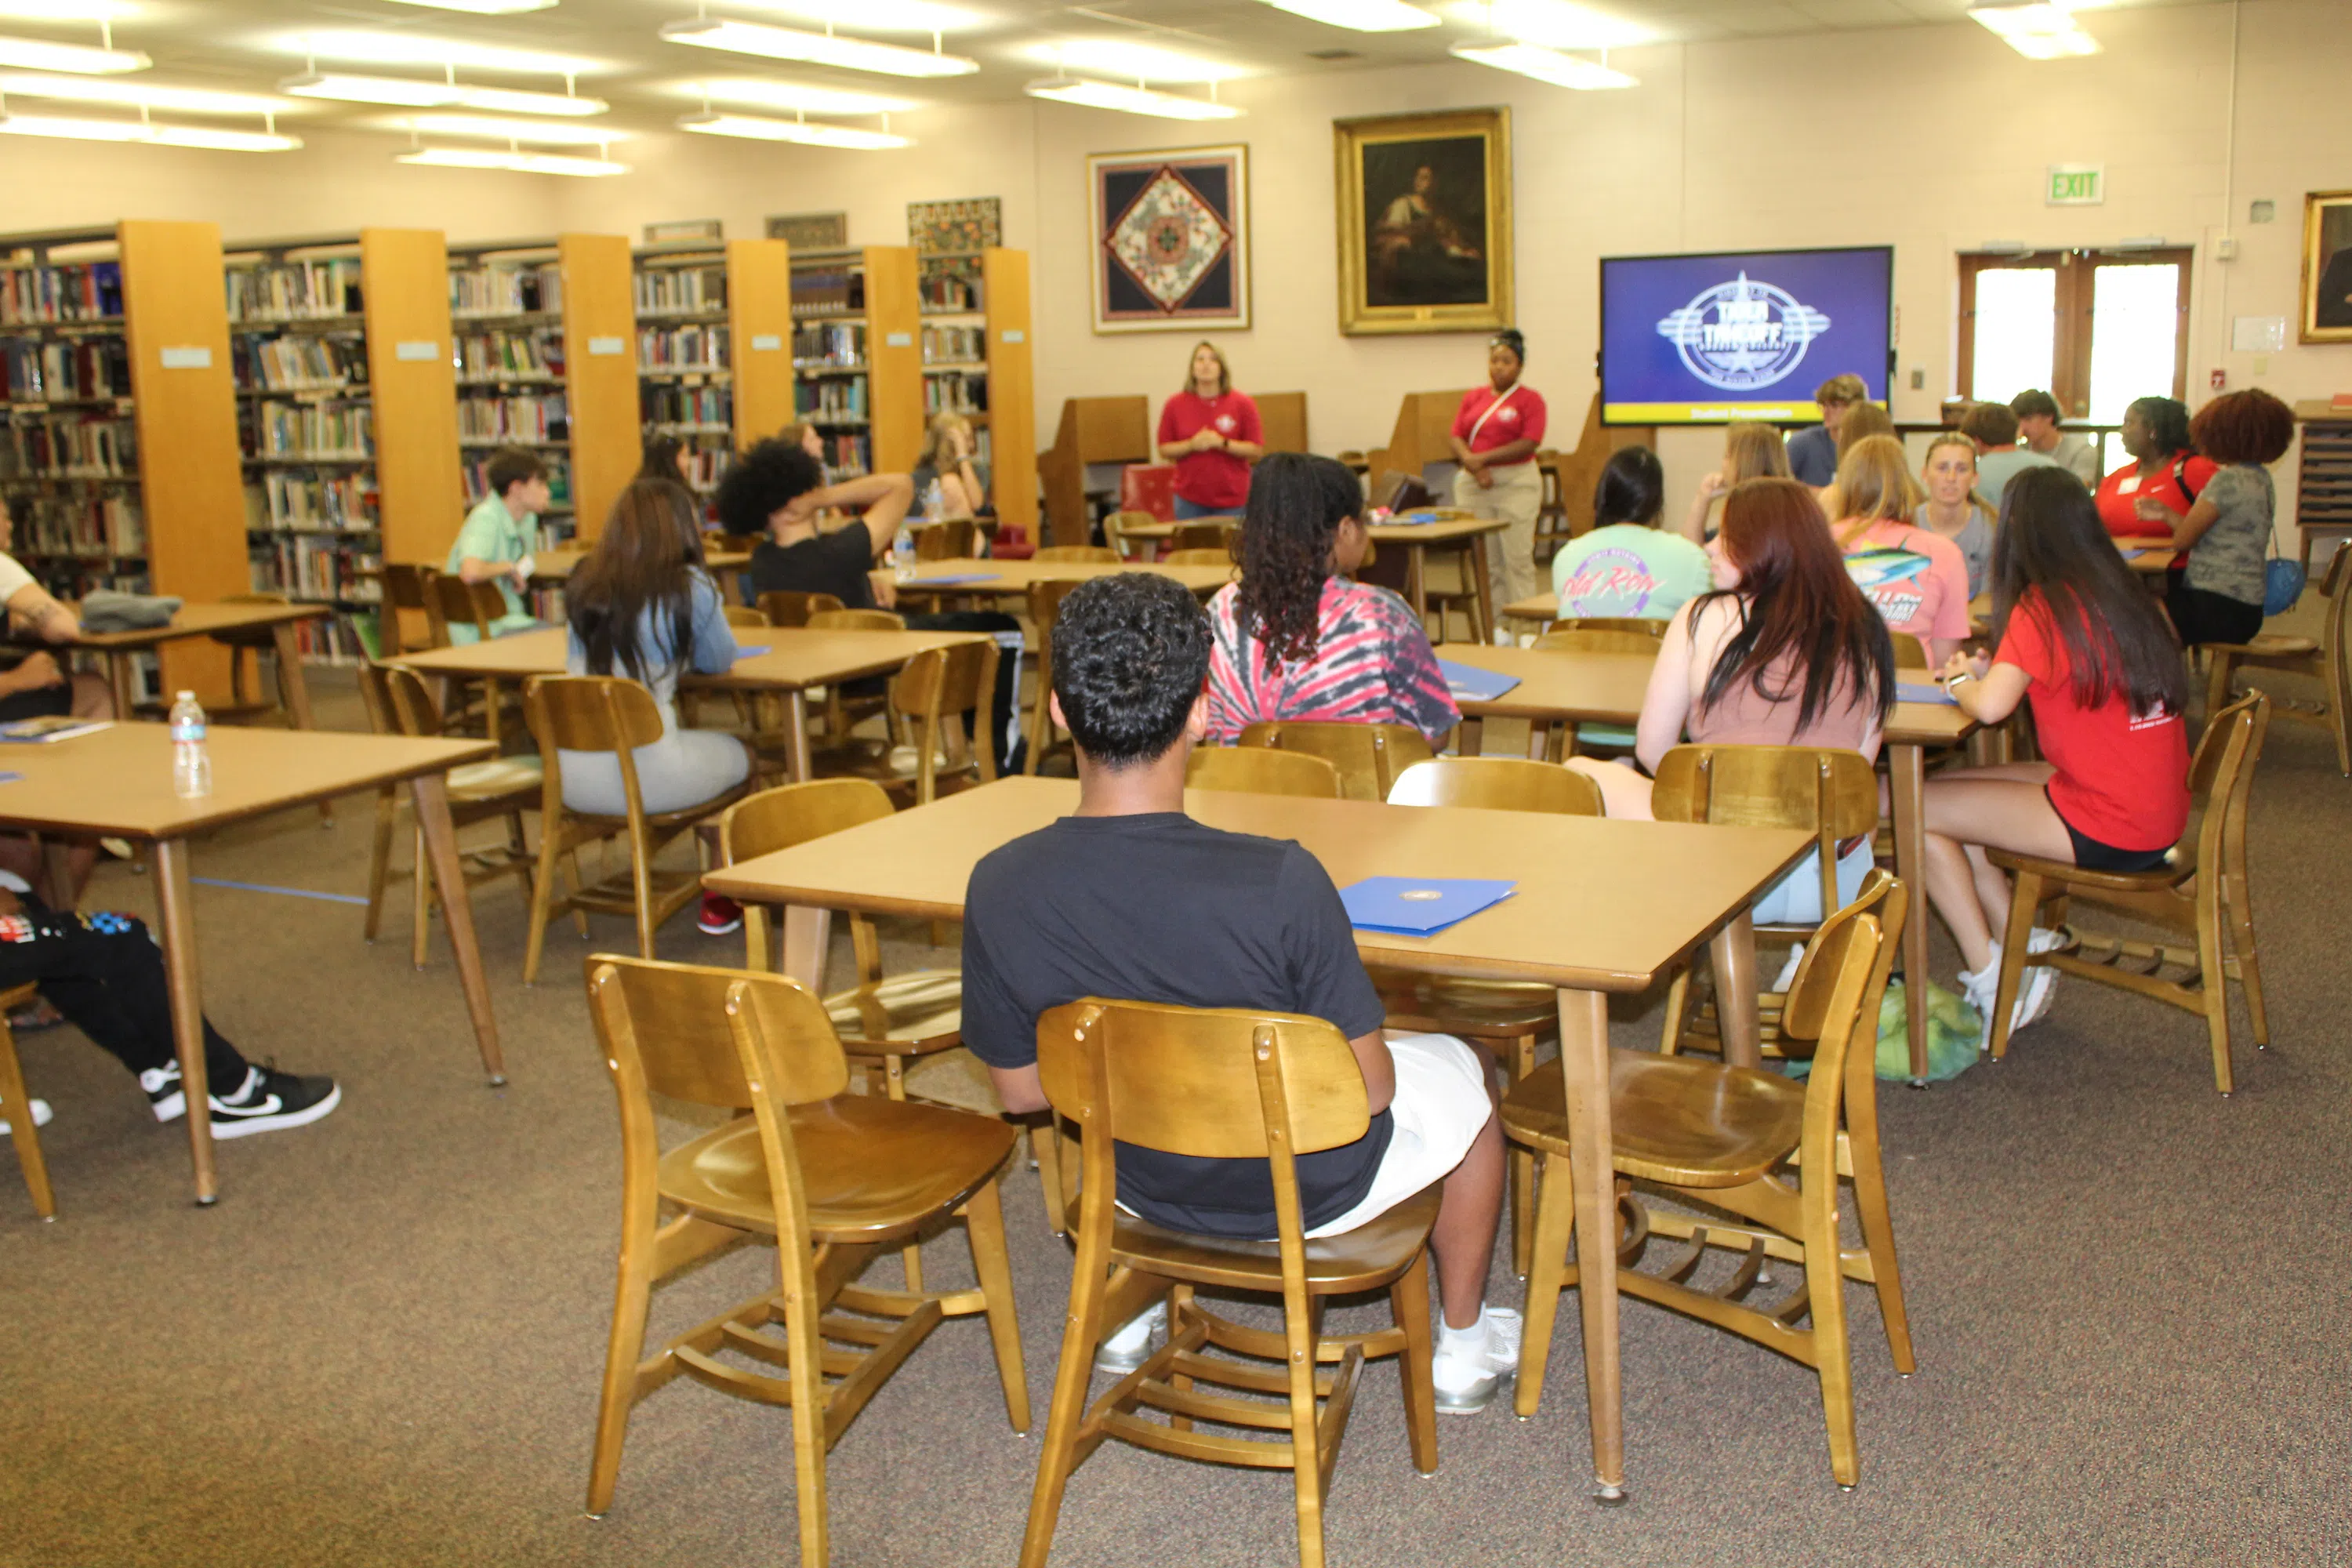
[1386,509,1446,526]
[732,644,771,661]
[1893,681,1958,706]
[1341,877,1518,936]
[1436,658,1522,702]
[914,572,1000,586]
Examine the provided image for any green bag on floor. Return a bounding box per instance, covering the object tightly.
[1784,978,1980,1083]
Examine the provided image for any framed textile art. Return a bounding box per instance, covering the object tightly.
[1334,107,1512,336]
[1086,144,1250,334]
[909,198,1002,256]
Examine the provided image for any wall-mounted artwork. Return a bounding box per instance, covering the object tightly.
[2302,190,2352,343]
[643,219,722,245]
[1334,108,1512,336]
[909,198,1002,256]
[1087,144,1250,334]
[766,212,848,249]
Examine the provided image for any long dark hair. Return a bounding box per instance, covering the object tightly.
[1695,478,1894,730]
[1991,466,2187,717]
[569,478,708,684]
[637,434,686,484]
[1592,447,1664,528]
[1235,452,1357,673]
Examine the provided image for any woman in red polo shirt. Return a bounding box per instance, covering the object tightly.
[1922,466,2191,1044]
[1156,341,1263,520]
[2092,395,2216,540]
[1447,329,1548,639]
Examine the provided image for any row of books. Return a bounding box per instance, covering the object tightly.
[2,339,131,402]
[464,451,572,510]
[451,263,560,318]
[924,376,988,416]
[281,614,371,666]
[244,472,374,532]
[794,322,865,368]
[457,328,564,383]
[250,535,383,604]
[236,335,363,393]
[822,432,870,477]
[643,383,730,430]
[227,260,361,321]
[249,402,372,459]
[9,489,143,557]
[641,325,728,371]
[921,325,984,365]
[792,267,864,318]
[459,393,568,443]
[0,262,123,325]
[0,415,137,478]
[679,446,728,493]
[920,271,981,313]
[636,264,725,318]
[797,379,867,422]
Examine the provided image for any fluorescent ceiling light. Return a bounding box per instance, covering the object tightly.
[147,124,302,151]
[1258,0,1439,30]
[0,33,146,71]
[1441,0,1653,49]
[278,72,605,114]
[1029,39,1236,84]
[677,111,910,150]
[451,84,604,114]
[404,111,624,144]
[380,0,558,13]
[1451,38,1635,87]
[0,2,136,19]
[680,77,915,115]
[0,71,288,113]
[0,111,298,149]
[659,16,977,77]
[720,0,985,31]
[1024,75,1242,120]
[279,29,597,77]
[1969,2,2101,57]
[0,107,136,136]
[396,145,625,176]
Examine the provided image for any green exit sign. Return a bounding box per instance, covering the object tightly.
[2048,165,2104,205]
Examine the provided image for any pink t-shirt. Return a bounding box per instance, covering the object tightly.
[1838,518,1972,649]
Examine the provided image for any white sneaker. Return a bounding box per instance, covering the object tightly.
[1432,1306,1523,1414]
[1962,938,2058,1045]
[1094,1299,1169,1374]
[1770,942,1806,993]
[0,1098,52,1136]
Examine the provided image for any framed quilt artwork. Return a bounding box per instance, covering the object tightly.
[1087,144,1250,334]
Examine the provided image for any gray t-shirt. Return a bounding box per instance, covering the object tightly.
[2183,464,2272,607]
[1912,503,1994,598]
[1975,447,2059,510]
[2049,433,2101,487]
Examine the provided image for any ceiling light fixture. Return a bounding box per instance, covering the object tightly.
[1022,74,1242,120]
[0,30,146,73]
[1255,0,1439,31]
[1027,39,1236,84]
[720,0,983,31]
[1968,2,2100,58]
[278,59,605,116]
[0,2,136,20]
[677,109,910,150]
[279,30,596,78]
[1450,38,1635,88]
[677,77,916,116]
[380,0,559,13]
[395,145,625,176]
[1440,0,1653,49]
[404,111,625,144]
[658,16,978,78]
[0,107,299,149]
[0,71,287,114]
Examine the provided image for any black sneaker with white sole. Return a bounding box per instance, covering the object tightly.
[140,1062,341,1139]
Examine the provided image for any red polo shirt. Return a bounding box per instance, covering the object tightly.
[1158,390,1261,511]
[1451,383,1546,466]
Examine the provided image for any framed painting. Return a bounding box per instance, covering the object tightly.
[2300,190,2352,344]
[766,212,848,249]
[1334,107,1512,336]
[1087,144,1250,334]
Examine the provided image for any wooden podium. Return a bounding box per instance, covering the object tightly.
[1039,395,1150,547]
[1541,393,1657,551]
[1258,390,1308,455]
[1367,389,1472,488]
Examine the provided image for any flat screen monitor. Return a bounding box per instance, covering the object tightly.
[1599,245,1893,424]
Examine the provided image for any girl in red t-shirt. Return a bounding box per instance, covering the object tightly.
[1156,341,1263,518]
[1922,466,2191,1042]
[2092,394,2216,540]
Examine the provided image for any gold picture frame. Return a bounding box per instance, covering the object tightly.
[1334,107,1512,336]
[2301,189,2352,344]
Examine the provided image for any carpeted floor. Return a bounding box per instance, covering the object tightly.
[5,652,2349,1568]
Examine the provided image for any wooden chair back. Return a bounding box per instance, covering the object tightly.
[1387,756,1605,815]
[705,532,764,557]
[378,662,448,738]
[0,980,54,1218]
[1033,545,1120,563]
[1544,616,1667,640]
[1891,633,1931,670]
[805,608,906,633]
[893,641,1001,801]
[1651,743,1879,929]
[1185,746,1344,798]
[381,563,443,652]
[586,953,849,1115]
[723,605,770,630]
[916,517,977,561]
[1103,510,1156,560]
[526,674,667,757]
[1160,548,1233,568]
[1022,578,1091,775]
[355,659,396,737]
[719,778,897,866]
[1237,719,1435,803]
[1171,520,1236,552]
[758,590,844,628]
[1533,627,1665,657]
[434,574,510,639]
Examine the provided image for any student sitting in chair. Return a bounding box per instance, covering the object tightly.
[446,446,554,644]
[960,572,1519,1411]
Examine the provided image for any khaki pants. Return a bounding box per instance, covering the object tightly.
[1452,460,1542,634]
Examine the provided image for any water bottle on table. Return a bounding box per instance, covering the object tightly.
[893,521,916,585]
[169,690,211,800]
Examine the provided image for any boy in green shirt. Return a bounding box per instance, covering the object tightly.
[445,447,552,643]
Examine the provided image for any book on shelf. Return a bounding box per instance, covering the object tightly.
[3,338,132,401]
[250,534,383,604]
[0,414,138,478]
[644,383,731,430]
[639,325,728,371]
[12,488,143,556]
[0,261,122,325]
[249,401,372,459]
[457,392,569,443]
[244,471,374,533]
[234,333,364,393]
[456,328,564,382]
[923,376,987,417]
[791,266,863,317]
[918,270,981,312]
[450,263,561,318]
[634,263,726,318]
[793,321,866,367]
[825,432,870,477]
[920,324,982,365]
[796,378,867,422]
[226,258,361,321]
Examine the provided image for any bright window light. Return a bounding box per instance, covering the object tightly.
[658,17,978,77]
[677,111,911,150]
[0,71,288,114]
[0,111,299,149]
[1258,0,1439,30]
[403,112,625,145]
[678,77,916,116]
[1450,39,1636,88]
[1969,2,2102,57]
[1023,75,1243,120]
[278,29,599,77]
[720,0,988,31]
[396,145,626,176]
[1027,38,1237,84]
[0,33,147,72]
[379,0,558,13]
[1441,0,1653,49]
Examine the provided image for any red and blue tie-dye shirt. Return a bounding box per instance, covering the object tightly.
[1203,577,1461,746]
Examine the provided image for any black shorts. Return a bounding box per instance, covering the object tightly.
[2164,565,2263,648]
[0,683,72,725]
[2046,785,2172,873]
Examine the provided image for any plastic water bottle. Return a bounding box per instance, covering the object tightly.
[892,521,916,584]
[921,477,946,523]
[169,690,212,800]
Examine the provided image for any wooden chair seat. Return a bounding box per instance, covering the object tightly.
[2205,544,2348,775]
[448,754,545,800]
[2222,632,2318,659]
[824,971,961,1048]
[1371,973,1557,1035]
[0,978,55,1219]
[1504,1052,1806,1187]
[1985,843,2188,895]
[661,1094,1019,1240]
[1109,1183,1440,1296]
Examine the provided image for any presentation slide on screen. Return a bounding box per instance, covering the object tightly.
[1600,246,1893,425]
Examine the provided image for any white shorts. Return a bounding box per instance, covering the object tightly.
[1305,1032,1492,1239]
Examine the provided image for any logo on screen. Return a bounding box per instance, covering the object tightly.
[1654,274,1832,393]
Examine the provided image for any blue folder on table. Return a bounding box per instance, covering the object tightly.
[916,572,999,586]
[1894,681,1958,706]
[2120,548,2147,561]
[1341,877,1517,936]
[1436,658,1522,702]
[1387,509,1446,526]
[732,644,771,661]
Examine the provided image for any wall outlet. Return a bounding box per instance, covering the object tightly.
[2216,234,2239,261]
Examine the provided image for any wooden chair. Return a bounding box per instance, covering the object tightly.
[434,572,511,641]
[433,574,528,744]
[379,562,443,655]
[807,608,905,633]
[1531,449,1570,564]
[583,955,1029,1566]
[1160,548,1233,568]
[519,676,753,984]
[2203,544,2350,775]
[757,590,845,629]
[885,641,1000,804]
[1386,755,1603,813]
[1891,632,1931,670]
[358,662,541,968]
[206,593,301,727]
[0,981,55,1221]
[1650,744,1882,1059]
[1102,510,1156,561]
[1031,545,1119,564]
[1984,691,2270,1093]
[1543,616,1667,640]
[1504,873,1914,1488]
[1184,746,1343,798]
[1022,579,1087,778]
[915,517,977,561]
[1531,626,1662,657]
[804,607,902,750]
[1236,720,1434,803]
[1019,997,1439,1568]
[1170,519,1236,552]
[1414,543,1488,647]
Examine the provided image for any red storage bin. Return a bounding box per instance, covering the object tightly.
[1120,463,1177,522]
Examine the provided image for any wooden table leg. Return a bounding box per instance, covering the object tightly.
[780,904,833,990]
[270,619,332,825]
[1405,545,1428,621]
[107,649,134,721]
[1709,909,1761,1069]
[1457,717,1483,756]
[1889,742,1930,1086]
[786,693,813,783]
[1555,985,1626,1504]
[411,772,506,1085]
[1525,721,1548,761]
[150,837,216,1205]
[1470,535,1497,647]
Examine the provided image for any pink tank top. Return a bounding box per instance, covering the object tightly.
[1690,655,1876,751]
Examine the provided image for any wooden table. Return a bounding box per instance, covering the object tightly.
[1439,644,1979,1085]
[893,557,1236,601]
[73,600,329,725]
[0,723,501,1203]
[394,625,990,782]
[703,775,1813,1503]
[527,549,750,586]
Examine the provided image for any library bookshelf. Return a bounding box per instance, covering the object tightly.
[909,244,1036,532]
[791,245,922,483]
[634,237,793,507]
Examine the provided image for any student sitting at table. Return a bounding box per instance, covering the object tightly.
[564,478,753,937]
[2147,387,2296,650]
[1675,420,1792,543]
[1919,466,2191,1040]
[447,446,554,644]
[1565,477,1894,926]
[1831,435,1973,666]
[0,492,119,913]
[2092,396,2214,543]
[1551,447,1711,621]
[961,572,1517,1410]
[1915,433,1998,598]
[1203,452,1459,747]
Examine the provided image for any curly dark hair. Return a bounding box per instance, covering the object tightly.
[1049,572,1210,768]
[2191,387,2295,466]
[1592,447,1664,528]
[713,437,822,535]
[1234,452,1359,675]
[2126,396,2194,459]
